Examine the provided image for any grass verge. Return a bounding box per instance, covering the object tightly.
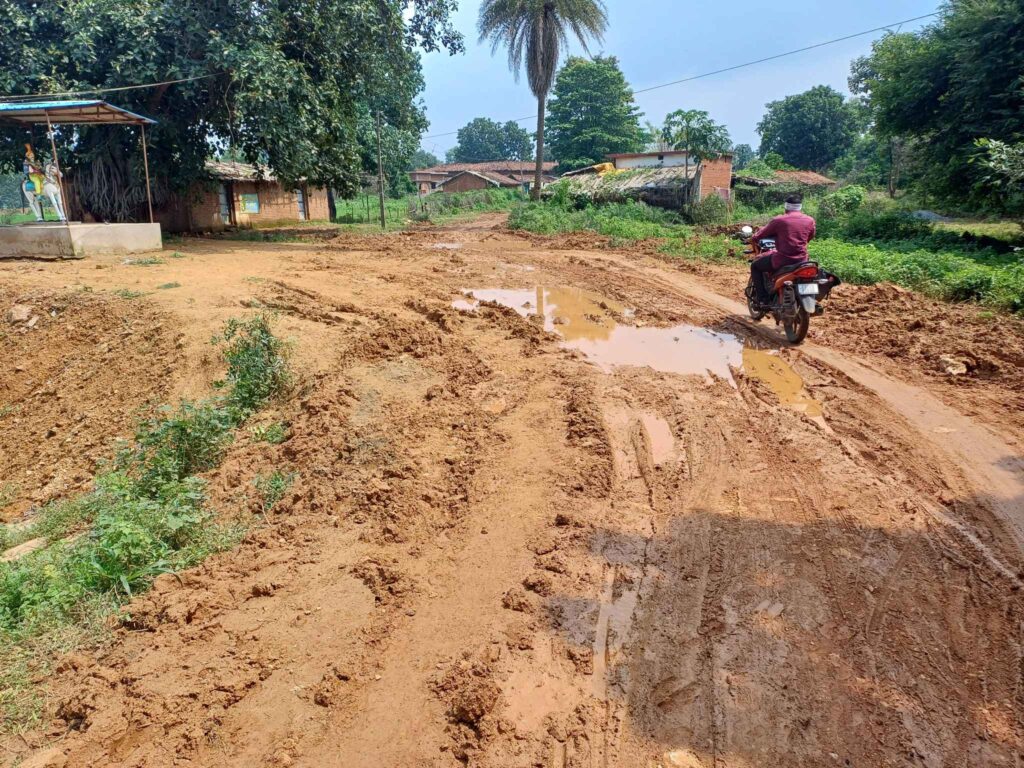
[0,314,294,732]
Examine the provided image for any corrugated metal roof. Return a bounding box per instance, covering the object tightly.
[0,99,156,125]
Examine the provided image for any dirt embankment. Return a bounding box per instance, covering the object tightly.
[1,222,1022,767]
[1,289,184,520]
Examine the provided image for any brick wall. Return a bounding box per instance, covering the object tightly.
[157,180,331,233]
[700,156,734,201]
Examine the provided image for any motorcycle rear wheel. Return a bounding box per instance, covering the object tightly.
[783,306,810,344]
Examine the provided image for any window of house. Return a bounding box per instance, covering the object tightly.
[295,188,307,220]
[217,183,232,223]
[240,193,260,214]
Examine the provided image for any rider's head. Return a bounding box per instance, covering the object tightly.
[784,193,803,213]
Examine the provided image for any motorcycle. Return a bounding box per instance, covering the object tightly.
[739,225,840,344]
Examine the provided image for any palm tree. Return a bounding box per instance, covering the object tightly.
[479,0,608,199]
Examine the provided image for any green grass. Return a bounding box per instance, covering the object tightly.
[127,256,165,266]
[167,251,187,259]
[0,314,293,732]
[508,199,692,245]
[157,282,181,290]
[935,220,1023,244]
[508,196,1024,313]
[113,288,147,300]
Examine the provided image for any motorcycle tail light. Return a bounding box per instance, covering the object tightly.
[794,266,819,279]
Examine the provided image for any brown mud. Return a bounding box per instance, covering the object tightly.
[1,217,1022,767]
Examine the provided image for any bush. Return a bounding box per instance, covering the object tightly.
[214,314,292,417]
[508,199,692,243]
[819,185,867,220]
[686,195,730,226]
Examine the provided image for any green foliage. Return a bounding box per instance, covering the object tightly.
[0,314,293,729]
[545,56,646,171]
[446,118,534,163]
[114,289,146,300]
[157,282,181,290]
[508,198,692,244]
[850,1,1024,210]
[253,471,296,514]
[214,315,293,417]
[686,195,730,226]
[478,0,609,197]
[732,181,812,210]
[0,1,463,220]
[128,257,165,266]
[411,188,524,221]
[731,144,756,171]
[251,422,288,445]
[757,86,858,170]
[409,149,441,170]
[661,109,731,162]
[818,185,867,220]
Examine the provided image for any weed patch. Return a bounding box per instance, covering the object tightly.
[0,313,293,731]
[114,288,146,300]
[157,282,181,290]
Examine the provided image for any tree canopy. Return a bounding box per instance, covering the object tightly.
[545,56,645,171]
[409,149,441,170]
[446,118,534,163]
[757,85,857,171]
[731,144,755,171]
[661,110,731,162]
[478,0,607,197]
[849,0,1024,208]
[0,0,463,220]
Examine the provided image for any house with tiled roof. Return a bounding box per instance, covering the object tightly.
[409,161,559,195]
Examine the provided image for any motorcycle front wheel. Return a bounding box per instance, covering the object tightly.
[783,306,810,344]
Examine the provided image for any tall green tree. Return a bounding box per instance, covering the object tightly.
[850,0,1024,210]
[545,56,645,171]
[661,109,731,195]
[757,85,857,171]
[410,149,441,170]
[0,0,462,221]
[446,118,533,163]
[478,0,608,198]
[731,143,755,171]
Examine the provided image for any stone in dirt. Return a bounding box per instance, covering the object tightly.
[8,304,32,323]
[938,354,969,376]
[2,537,48,563]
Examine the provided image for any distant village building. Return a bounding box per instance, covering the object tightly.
[156,160,331,232]
[606,151,734,201]
[409,162,559,196]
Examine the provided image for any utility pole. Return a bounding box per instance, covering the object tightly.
[376,110,386,230]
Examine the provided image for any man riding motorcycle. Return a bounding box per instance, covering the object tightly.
[749,193,817,307]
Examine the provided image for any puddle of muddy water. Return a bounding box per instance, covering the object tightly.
[456,287,822,416]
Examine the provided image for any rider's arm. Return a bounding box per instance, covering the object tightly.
[754,217,779,241]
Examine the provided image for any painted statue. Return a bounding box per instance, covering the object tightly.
[22,144,67,222]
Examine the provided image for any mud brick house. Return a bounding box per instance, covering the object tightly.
[409,161,559,196]
[607,151,734,201]
[155,160,331,232]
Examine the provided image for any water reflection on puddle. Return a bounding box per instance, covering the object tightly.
[456,287,822,415]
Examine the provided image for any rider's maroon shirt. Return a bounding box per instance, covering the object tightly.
[755,211,817,270]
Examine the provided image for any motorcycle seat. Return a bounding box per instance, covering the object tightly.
[771,261,817,279]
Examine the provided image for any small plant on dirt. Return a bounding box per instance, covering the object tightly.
[253,471,296,514]
[114,288,146,300]
[126,257,165,266]
[0,483,17,511]
[213,314,293,418]
[157,282,181,290]
[167,251,186,259]
[251,422,288,444]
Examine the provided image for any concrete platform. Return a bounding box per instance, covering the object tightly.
[0,222,163,260]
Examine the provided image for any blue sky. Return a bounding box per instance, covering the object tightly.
[418,0,940,158]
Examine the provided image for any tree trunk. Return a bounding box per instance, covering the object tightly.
[533,95,546,201]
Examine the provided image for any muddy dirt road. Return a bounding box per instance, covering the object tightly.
[2,216,1023,767]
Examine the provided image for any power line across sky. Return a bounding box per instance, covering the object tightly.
[421,10,940,141]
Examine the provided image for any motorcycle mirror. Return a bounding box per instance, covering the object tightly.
[740,226,753,236]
